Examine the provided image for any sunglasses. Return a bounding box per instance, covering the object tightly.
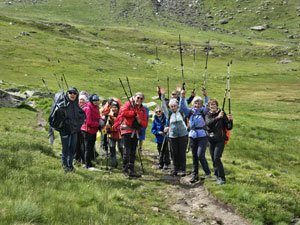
[69,92,77,95]
[155,110,161,113]
[136,97,144,100]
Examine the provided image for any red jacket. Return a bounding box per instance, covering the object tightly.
[115,101,148,136]
[81,102,101,134]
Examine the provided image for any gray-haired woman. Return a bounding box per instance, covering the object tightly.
[160,87,188,176]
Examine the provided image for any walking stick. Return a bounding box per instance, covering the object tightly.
[203,40,210,91]
[178,34,185,90]
[137,146,145,174]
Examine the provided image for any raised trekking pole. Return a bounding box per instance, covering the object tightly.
[41,78,51,94]
[179,34,185,90]
[53,74,61,90]
[155,46,160,93]
[193,49,196,93]
[228,60,232,114]
[62,73,69,89]
[203,40,210,91]
[167,76,170,100]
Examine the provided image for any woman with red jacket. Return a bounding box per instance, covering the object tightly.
[81,94,102,169]
[115,92,148,177]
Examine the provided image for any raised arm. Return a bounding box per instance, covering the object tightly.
[179,89,191,117]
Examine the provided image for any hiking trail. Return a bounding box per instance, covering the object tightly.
[143,149,252,225]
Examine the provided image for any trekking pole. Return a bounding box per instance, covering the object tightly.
[119,78,133,108]
[126,76,134,100]
[155,46,160,93]
[179,34,185,90]
[228,60,232,114]
[62,73,69,89]
[222,65,229,112]
[203,40,210,91]
[137,146,145,174]
[193,49,196,93]
[41,78,51,94]
[167,76,170,100]
[53,74,61,90]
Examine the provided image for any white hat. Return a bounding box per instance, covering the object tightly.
[79,95,88,102]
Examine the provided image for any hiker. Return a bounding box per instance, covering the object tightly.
[49,87,86,173]
[151,106,170,169]
[104,100,124,168]
[74,94,88,164]
[81,94,103,169]
[160,87,188,176]
[115,92,148,178]
[138,106,149,151]
[180,89,211,183]
[205,99,233,185]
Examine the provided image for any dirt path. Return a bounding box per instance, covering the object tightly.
[35,109,47,131]
[144,149,252,225]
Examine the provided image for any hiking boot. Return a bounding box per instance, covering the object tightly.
[158,164,164,169]
[211,176,219,181]
[200,174,211,180]
[217,179,226,185]
[128,170,141,178]
[63,165,69,173]
[190,174,199,183]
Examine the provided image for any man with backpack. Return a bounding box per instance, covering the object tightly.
[49,87,86,173]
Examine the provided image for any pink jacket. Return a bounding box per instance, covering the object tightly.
[81,102,101,134]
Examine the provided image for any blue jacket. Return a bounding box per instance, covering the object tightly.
[151,114,167,143]
[179,96,210,139]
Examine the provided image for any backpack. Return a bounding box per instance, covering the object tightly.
[48,92,67,131]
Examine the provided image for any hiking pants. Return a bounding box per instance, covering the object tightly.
[60,132,78,169]
[190,137,210,175]
[209,141,225,180]
[108,138,124,167]
[122,133,138,172]
[157,137,170,166]
[169,135,188,172]
[74,131,85,163]
[82,131,96,167]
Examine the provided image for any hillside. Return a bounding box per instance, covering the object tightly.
[0,0,300,225]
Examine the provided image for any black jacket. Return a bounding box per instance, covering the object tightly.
[205,109,233,142]
[50,91,86,135]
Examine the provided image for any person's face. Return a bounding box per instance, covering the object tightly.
[193,101,202,109]
[135,95,144,106]
[92,100,99,107]
[111,106,118,114]
[172,93,178,99]
[155,108,162,117]
[79,99,86,107]
[170,104,178,112]
[68,91,77,101]
[209,102,218,112]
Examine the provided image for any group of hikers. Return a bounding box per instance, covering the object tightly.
[49,84,233,184]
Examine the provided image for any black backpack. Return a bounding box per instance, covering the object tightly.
[48,92,67,131]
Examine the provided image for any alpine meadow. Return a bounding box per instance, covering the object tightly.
[0,0,300,225]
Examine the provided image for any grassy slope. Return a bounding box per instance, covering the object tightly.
[0,0,300,224]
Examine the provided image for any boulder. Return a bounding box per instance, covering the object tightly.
[0,89,26,108]
[219,20,228,24]
[250,24,269,31]
[277,59,292,64]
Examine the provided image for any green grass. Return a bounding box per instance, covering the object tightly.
[0,0,300,224]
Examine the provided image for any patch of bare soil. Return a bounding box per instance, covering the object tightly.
[143,149,252,225]
[35,109,47,131]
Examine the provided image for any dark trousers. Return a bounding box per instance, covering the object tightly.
[122,133,138,172]
[108,138,124,167]
[190,137,210,175]
[209,141,225,180]
[60,132,78,169]
[82,131,96,167]
[74,131,85,163]
[169,135,188,172]
[157,137,170,166]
